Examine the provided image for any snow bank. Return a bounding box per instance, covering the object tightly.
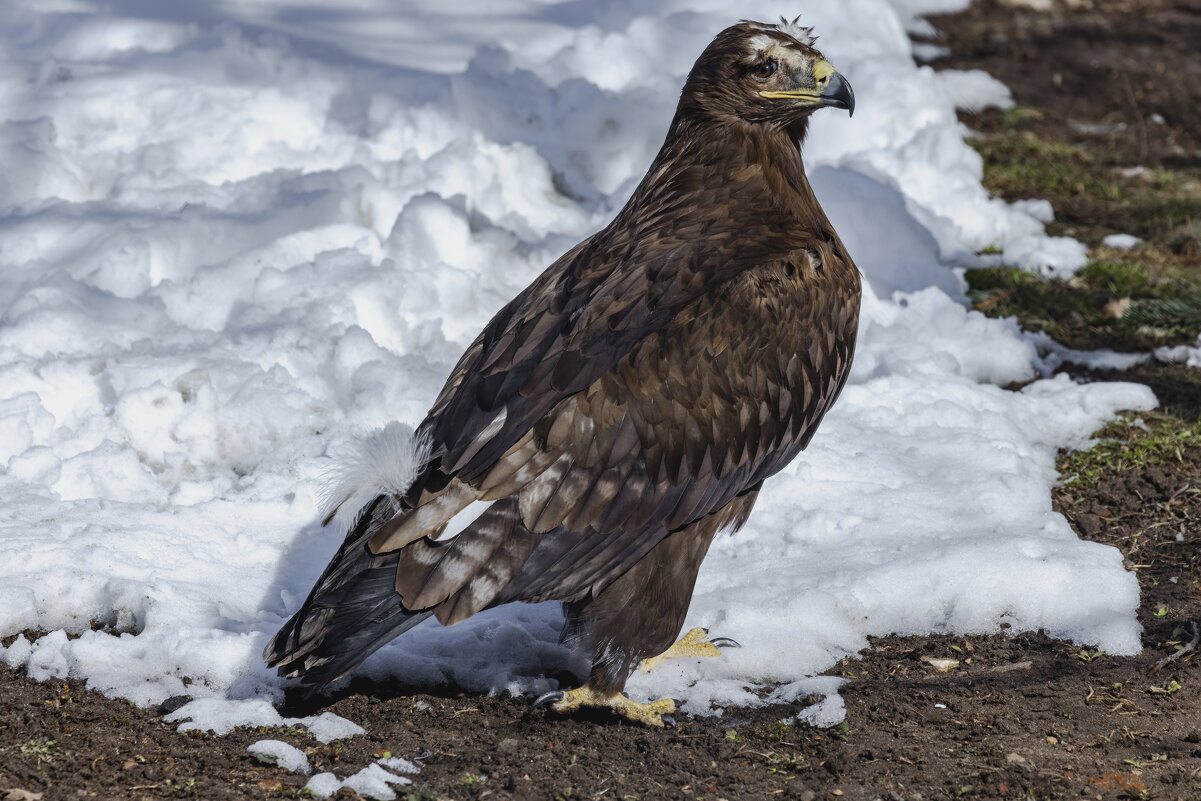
[936,69,1015,113]
[0,0,1152,731]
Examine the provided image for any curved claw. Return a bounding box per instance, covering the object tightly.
[708,637,741,649]
[532,690,565,708]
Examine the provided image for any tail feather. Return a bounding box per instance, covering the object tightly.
[264,495,432,691]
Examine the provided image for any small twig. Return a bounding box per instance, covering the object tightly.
[973,289,1015,311]
[1167,483,1192,504]
[1119,70,1148,162]
[986,660,1033,674]
[1153,621,1199,672]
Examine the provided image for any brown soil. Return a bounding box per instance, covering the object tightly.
[922,0,1201,250]
[925,0,1201,169]
[3,2,1201,800]
[4,455,1199,801]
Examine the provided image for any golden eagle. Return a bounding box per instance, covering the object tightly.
[265,18,861,727]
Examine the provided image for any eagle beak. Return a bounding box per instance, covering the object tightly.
[758,63,856,117]
[818,72,855,117]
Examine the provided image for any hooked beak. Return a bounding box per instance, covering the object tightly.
[818,72,855,117]
[759,61,856,118]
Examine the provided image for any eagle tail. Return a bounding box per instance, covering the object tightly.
[263,495,433,694]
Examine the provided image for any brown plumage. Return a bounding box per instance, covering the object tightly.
[264,19,862,715]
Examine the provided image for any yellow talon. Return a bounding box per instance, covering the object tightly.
[639,627,724,672]
[536,628,737,726]
[550,685,676,727]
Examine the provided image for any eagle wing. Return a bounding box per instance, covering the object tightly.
[409,164,810,492]
[379,235,858,623]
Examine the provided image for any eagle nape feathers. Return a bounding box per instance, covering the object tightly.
[264,18,862,727]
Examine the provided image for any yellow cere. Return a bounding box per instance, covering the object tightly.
[812,59,837,83]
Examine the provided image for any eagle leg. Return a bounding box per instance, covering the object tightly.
[638,626,740,672]
[535,685,677,728]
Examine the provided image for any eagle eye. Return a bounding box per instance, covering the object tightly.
[753,59,778,79]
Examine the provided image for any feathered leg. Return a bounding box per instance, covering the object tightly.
[543,512,724,726]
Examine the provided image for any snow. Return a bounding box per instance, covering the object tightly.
[1026,331,1152,374]
[777,677,848,728]
[305,774,344,798]
[0,0,1155,734]
[300,752,422,799]
[380,756,423,775]
[1103,233,1144,250]
[163,699,363,741]
[1155,338,1201,369]
[307,764,413,800]
[936,69,1015,112]
[307,712,368,743]
[247,739,311,774]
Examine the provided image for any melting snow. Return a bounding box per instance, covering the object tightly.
[1156,339,1201,369]
[247,739,311,774]
[1102,233,1144,250]
[307,764,414,800]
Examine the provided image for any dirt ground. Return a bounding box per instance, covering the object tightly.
[3,2,1200,799]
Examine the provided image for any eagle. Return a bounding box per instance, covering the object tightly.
[265,18,861,727]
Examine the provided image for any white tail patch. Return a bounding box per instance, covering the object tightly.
[320,422,432,533]
[432,499,492,542]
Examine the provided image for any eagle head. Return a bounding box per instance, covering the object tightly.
[681,18,855,126]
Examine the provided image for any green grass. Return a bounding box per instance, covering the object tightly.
[1058,412,1201,490]
[965,261,1201,350]
[1078,259,1153,298]
[753,721,792,741]
[957,94,1201,354]
[1127,191,1201,242]
[970,131,1125,203]
[17,738,61,760]
[458,772,486,789]
[1124,295,1201,331]
[968,127,1201,246]
[251,724,309,738]
[1000,105,1042,128]
[398,791,439,801]
[965,265,1107,348]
